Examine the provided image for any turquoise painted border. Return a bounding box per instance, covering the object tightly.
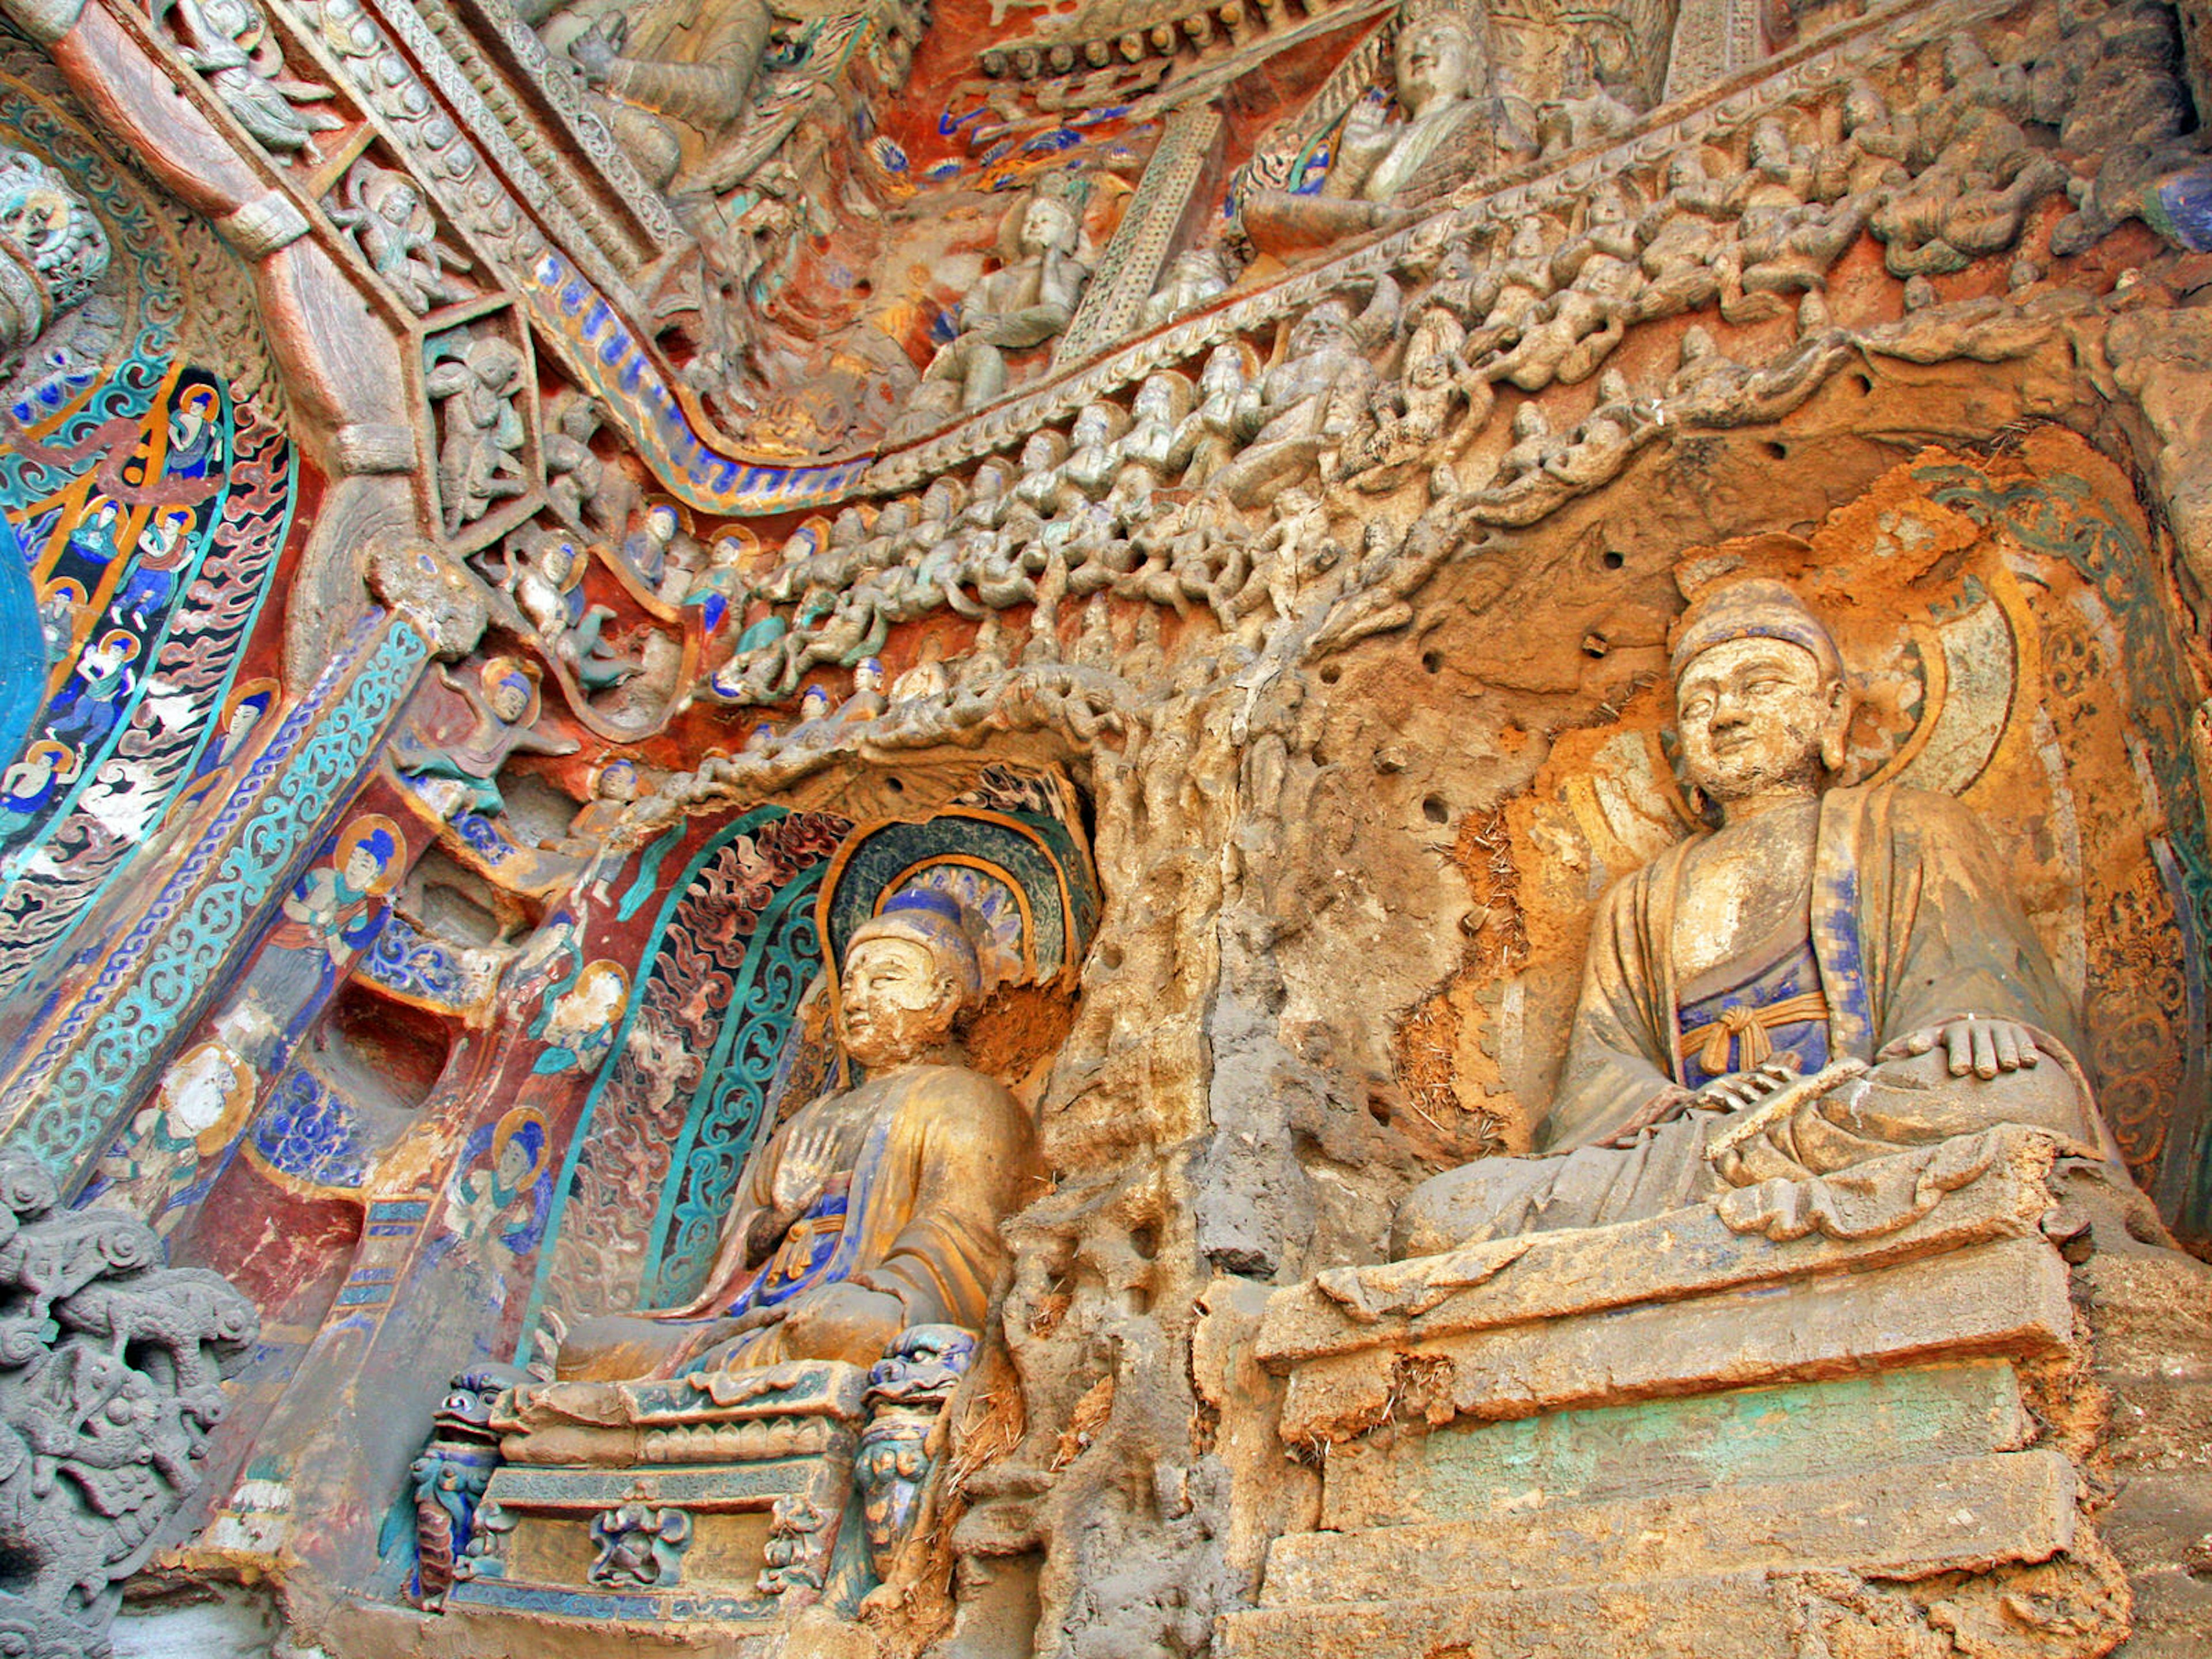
[515,805,788,1365]
[0,616,426,1186]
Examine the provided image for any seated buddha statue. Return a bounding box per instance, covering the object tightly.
[1244,10,1534,259]
[544,889,1040,1384]
[1395,578,2124,1256]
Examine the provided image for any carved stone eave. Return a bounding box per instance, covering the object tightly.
[621,714,1112,839]
[440,0,692,266]
[860,0,2040,495]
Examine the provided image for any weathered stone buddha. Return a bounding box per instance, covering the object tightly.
[533,0,773,191]
[539,889,1040,1389]
[906,178,1091,424]
[1395,578,2119,1255]
[1245,10,1533,257]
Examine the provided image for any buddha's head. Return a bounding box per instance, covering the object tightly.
[1669,579,1851,812]
[1395,14,1482,119]
[837,889,984,1069]
[1289,298,1355,358]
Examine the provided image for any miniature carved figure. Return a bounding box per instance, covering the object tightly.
[621,502,695,590]
[542,392,637,537]
[1141,247,1234,329]
[532,0,775,191]
[427,330,529,537]
[1869,39,2069,277]
[588,1503,690,1588]
[1180,344,1252,488]
[1210,281,1399,505]
[500,528,641,692]
[1631,145,1742,323]
[393,656,578,816]
[1396,579,2122,1254]
[1536,36,1638,156]
[1111,372,1196,503]
[157,0,343,157]
[1479,185,1642,391]
[907,177,1092,423]
[1340,300,1487,488]
[1714,119,1866,324]
[326,157,470,315]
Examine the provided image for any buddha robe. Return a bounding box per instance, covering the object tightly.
[555,1062,1036,1381]
[1396,783,2119,1253]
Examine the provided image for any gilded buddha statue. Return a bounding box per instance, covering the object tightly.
[533,889,1039,1393]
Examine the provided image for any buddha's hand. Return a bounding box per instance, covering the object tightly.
[1884,1016,2040,1080]
[1690,1056,1804,1115]
[569,21,620,85]
[1338,93,1393,172]
[776,1282,907,1366]
[767,1119,844,1215]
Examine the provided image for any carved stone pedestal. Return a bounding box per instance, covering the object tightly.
[449,1362,876,1627]
[1219,1130,2130,1658]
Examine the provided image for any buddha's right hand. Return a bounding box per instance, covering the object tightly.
[767,1119,844,1215]
[1691,1056,1803,1116]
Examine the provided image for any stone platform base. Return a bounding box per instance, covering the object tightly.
[448,1361,874,1628]
[1218,1130,2131,1658]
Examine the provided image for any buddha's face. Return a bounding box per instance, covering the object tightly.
[838,935,960,1069]
[343,844,384,893]
[1019,196,1074,256]
[1396,21,1476,116]
[1674,637,1844,805]
[1290,302,1352,357]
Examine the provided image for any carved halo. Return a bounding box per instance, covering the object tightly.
[334,811,406,897]
[816,808,1101,1006]
[490,1104,552,1190]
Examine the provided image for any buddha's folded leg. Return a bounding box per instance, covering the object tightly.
[552,1311,749,1381]
[1392,1114,1731,1256]
[1723,1046,2096,1185]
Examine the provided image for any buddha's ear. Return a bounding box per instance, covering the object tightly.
[1819,675,1855,775]
[931,969,971,1028]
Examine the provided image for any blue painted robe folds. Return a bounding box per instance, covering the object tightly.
[1546,783,2099,1152]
